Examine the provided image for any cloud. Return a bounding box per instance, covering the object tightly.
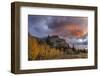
[28,15,52,37]
[28,15,88,49]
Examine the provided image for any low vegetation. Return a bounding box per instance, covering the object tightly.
[28,34,88,60]
[28,35,64,60]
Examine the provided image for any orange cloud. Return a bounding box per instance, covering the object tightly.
[65,24,87,37]
[50,24,87,38]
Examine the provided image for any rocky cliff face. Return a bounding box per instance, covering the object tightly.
[46,35,70,49]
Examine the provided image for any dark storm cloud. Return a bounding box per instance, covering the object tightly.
[28,15,52,37]
[28,15,87,37]
[47,16,88,30]
[80,41,88,45]
[76,38,88,45]
[28,15,88,49]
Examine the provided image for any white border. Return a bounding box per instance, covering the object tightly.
[20,6,95,70]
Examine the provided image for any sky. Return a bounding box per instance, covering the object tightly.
[28,15,88,49]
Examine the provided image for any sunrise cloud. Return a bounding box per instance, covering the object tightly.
[28,15,88,49]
